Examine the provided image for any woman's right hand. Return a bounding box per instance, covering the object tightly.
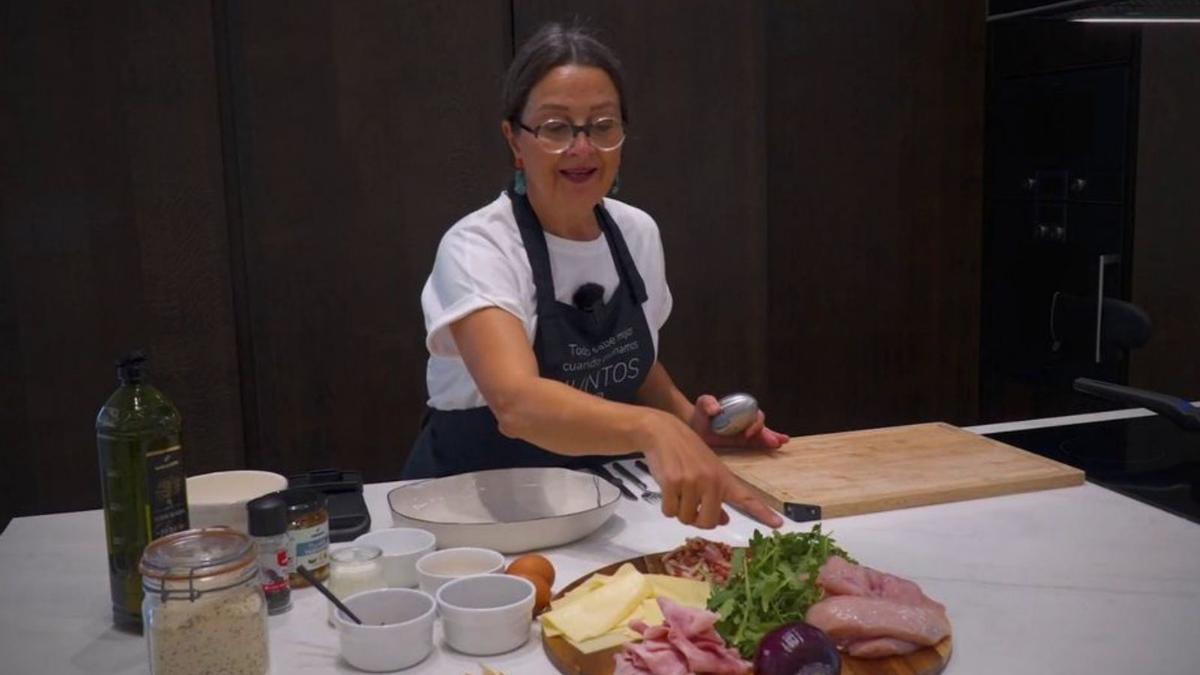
[640,411,784,530]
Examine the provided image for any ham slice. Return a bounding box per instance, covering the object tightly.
[614,598,751,675]
[805,556,951,658]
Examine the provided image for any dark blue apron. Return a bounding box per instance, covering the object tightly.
[402,189,656,479]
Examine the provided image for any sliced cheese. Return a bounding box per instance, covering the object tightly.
[567,628,640,654]
[546,573,622,625]
[638,596,666,626]
[540,564,648,642]
[540,565,713,649]
[645,574,711,608]
[550,573,614,610]
[562,596,665,654]
[544,585,668,639]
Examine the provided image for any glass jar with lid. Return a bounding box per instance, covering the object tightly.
[326,544,386,624]
[140,526,270,675]
[282,488,330,588]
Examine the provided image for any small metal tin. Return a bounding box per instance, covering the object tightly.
[710,392,759,436]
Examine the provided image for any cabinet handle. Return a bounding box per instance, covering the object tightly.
[1095,254,1121,364]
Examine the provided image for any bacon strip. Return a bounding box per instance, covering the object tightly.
[661,537,734,585]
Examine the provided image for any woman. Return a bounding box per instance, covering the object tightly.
[405,23,786,530]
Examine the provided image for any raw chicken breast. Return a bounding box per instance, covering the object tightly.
[805,556,951,658]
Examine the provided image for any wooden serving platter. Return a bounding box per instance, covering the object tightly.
[543,552,952,675]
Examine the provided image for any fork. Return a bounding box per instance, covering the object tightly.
[613,461,662,504]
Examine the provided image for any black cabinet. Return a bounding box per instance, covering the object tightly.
[981,24,1140,421]
[990,66,1131,204]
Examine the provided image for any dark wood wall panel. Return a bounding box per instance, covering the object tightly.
[765,1,985,433]
[1131,29,1200,398]
[514,0,770,406]
[0,1,243,516]
[2,2,990,521]
[224,1,512,477]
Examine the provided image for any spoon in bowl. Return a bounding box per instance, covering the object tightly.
[295,565,364,625]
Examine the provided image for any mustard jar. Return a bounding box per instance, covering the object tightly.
[139,526,270,675]
[282,488,330,588]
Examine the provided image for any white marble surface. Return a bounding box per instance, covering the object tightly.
[962,400,1200,436]
[962,406,1158,435]
[2,424,1199,674]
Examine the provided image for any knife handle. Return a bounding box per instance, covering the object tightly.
[634,459,652,477]
[587,465,636,500]
[611,462,648,490]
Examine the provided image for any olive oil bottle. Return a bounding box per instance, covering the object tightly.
[95,351,189,631]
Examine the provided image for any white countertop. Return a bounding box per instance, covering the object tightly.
[2,415,1198,675]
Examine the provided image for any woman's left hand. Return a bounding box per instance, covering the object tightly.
[688,394,790,449]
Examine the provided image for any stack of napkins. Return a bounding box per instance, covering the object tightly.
[539,563,711,654]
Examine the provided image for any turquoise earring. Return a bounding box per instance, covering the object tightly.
[608,172,621,197]
[513,169,527,195]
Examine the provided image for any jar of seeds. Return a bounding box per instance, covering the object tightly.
[140,526,269,675]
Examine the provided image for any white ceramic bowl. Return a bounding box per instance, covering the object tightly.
[388,467,620,553]
[335,588,436,672]
[436,574,536,656]
[415,547,504,595]
[353,528,437,588]
[186,470,288,533]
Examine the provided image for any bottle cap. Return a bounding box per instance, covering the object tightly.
[246,493,289,536]
[116,351,148,385]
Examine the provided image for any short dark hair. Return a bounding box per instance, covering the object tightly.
[501,22,628,126]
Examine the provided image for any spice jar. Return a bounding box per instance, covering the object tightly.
[282,488,329,587]
[326,544,386,624]
[140,526,269,675]
[246,493,292,615]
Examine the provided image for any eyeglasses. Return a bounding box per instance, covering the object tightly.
[517,116,626,153]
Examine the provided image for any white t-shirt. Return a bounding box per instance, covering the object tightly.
[422,192,673,410]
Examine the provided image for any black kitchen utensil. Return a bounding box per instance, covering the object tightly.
[585,465,636,500]
[296,565,363,625]
[611,462,648,490]
[633,459,652,477]
[287,469,371,541]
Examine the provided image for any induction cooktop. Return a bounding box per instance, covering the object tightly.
[987,414,1200,524]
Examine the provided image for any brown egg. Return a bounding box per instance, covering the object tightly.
[510,572,551,616]
[506,554,556,587]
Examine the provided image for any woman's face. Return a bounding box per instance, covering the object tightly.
[503,65,623,216]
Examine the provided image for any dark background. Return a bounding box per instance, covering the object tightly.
[979,20,1200,420]
[2,1,1195,527]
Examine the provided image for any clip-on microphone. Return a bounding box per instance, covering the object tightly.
[572,283,605,313]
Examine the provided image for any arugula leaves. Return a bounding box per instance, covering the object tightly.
[707,525,854,659]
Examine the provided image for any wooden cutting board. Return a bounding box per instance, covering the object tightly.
[543,552,952,675]
[721,422,1084,521]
